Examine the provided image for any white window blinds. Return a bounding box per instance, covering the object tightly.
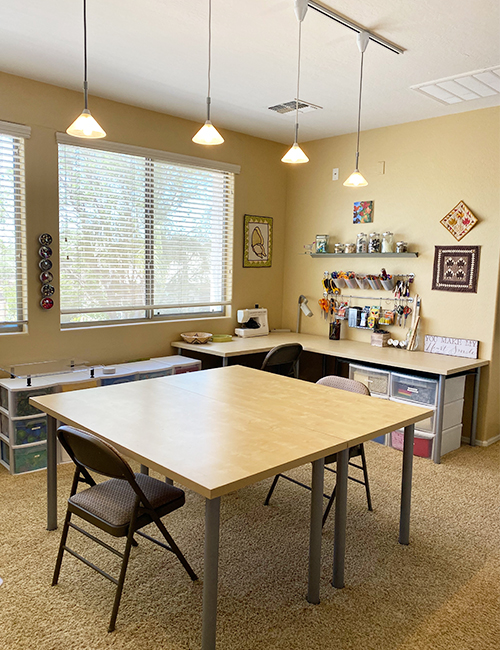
[0,122,29,331]
[58,141,235,325]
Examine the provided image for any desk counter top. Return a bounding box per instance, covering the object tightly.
[172,332,489,376]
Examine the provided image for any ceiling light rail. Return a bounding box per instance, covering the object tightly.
[307,1,404,55]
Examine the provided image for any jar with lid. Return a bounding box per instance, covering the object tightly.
[368,232,381,253]
[382,231,394,253]
[315,234,328,254]
[334,243,345,254]
[356,232,367,253]
[345,242,356,254]
[396,241,408,253]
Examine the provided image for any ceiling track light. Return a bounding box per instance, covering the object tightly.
[66,0,106,139]
[282,0,309,164]
[344,31,369,187]
[192,0,224,145]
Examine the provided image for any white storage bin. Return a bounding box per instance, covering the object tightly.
[389,397,464,434]
[349,364,390,397]
[444,375,466,404]
[151,355,202,374]
[440,424,462,456]
[391,372,438,406]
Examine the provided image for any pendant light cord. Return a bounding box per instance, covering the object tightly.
[83,0,88,109]
[206,0,212,121]
[355,49,365,167]
[294,19,302,143]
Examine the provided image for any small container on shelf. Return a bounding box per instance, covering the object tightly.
[356,232,367,253]
[355,275,370,290]
[381,276,395,290]
[345,243,356,254]
[344,274,358,289]
[368,232,381,253]
[332,276,347,288]
[396,241,408,253]
[334,243,345,254]
[382,231,394,253]
[315,234,328,254]
[367,275,383,290]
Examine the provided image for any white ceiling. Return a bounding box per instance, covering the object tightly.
[1,0,499,143]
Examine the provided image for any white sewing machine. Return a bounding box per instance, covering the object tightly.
[235,307,269,338]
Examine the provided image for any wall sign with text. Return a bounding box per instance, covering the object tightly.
[424,335,479,359]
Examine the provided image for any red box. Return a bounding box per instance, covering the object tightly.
[391,429,433,458]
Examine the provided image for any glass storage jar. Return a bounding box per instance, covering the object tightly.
[315,234,328,254]
[345,243,356,254]
[356,232,367,253]
[368,232,381,253]
[396,241,408,253]
[334,243,346,254]
[382,231,394,253]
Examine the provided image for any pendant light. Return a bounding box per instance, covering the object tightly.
[66,0,106,139]
[192,0,224,145]
[281,0,309,164]
[343,31,370,186]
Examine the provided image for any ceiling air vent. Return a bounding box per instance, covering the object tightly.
[268,99,322,114]
[411,65,500,105]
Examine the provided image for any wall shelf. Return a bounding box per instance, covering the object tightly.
[310,253,419,258]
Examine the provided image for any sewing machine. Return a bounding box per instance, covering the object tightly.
[235,307,269,338]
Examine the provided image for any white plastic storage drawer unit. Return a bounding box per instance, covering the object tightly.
[389,396,464,434]
[349,364,391,397]
[390,373,466,407]
[150,355,202,374]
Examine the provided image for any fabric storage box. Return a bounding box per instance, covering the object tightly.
[349,364,390,397]
[391,429,434,458]
[389,397,464,434]
[12,442,47,474]
[391,372,438,406]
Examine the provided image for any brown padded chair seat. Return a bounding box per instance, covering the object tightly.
[70,473,185,528]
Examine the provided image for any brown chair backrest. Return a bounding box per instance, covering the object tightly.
[260,343,303,377]
[57,425,136,483]
[316,375,370,396]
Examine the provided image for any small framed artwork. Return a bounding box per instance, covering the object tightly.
[432,245,480,293]
[353,200,373,224]
[243,215,273,268]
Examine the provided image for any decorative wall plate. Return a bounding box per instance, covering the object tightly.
[39,259,52,271]
[40,297,54,309]
[40,271,53,284]
[39,245,52,258]
[440,201,478,241]
[38,233,53,246]
[41,284,55,296]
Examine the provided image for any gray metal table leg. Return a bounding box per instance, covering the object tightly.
[222,357,228,367]
[399,423,415,545]
[470,367,481,446]
[432,375,446,464]
[47,415,58,531]
[202,496,221,650]
[307,457,324,604]
[332,448,349,589]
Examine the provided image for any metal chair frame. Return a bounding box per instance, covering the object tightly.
[260,343,303,378]
[53,426,197,632]
[264,376,373,526]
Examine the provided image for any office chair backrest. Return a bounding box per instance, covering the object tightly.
[58,425,136,483]
[316,375,370,396]
[260,343,303,377]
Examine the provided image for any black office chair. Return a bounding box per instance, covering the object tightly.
[260,343,303,378]
[264,375,373,526]
[53,425,197,632]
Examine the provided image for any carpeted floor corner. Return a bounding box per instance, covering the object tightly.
[0,440,499,650]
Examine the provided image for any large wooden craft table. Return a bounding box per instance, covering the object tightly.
[172,333,489,462]
[31,365,433,650]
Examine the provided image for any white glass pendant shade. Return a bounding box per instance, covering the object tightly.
[343,169,368,187]
[192,120,224,145]
[66,108,106,139]
[281,142,309,164]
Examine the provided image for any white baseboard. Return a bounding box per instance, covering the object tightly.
[461,434,500,447]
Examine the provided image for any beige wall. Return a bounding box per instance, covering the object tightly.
[282,107,500,442]
[0,72,287,366]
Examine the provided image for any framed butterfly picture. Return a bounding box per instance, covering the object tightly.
[243,215,273,268]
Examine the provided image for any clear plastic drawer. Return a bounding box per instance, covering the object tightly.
[390,372,438,406]
[349,364,390,397]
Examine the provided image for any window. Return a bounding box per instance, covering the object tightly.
[57,137,238,326]
[0,121,30,333]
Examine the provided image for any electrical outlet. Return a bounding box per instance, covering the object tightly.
[332,168,339,181]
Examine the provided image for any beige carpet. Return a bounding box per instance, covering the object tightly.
[0,440,499,650]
